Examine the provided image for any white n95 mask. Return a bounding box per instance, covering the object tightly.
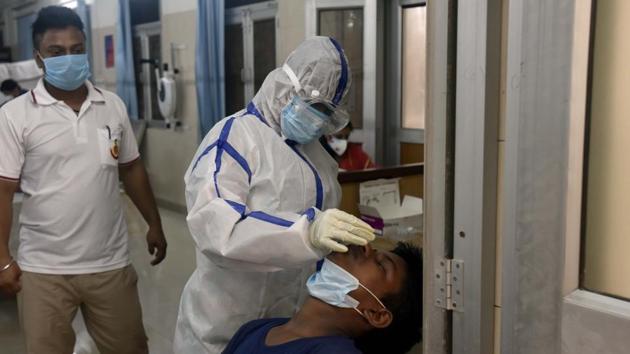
[328,137,348,156]
[307,258,388,317]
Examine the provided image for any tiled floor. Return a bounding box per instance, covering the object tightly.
[0,195,196,354]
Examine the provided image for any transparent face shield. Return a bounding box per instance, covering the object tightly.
[282,64,350,135]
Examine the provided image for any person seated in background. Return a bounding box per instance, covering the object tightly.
[222,242,422,354]
[321,121,376,171]
[1,79,28,99]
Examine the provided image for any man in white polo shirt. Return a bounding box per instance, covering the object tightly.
[0,6,167,354]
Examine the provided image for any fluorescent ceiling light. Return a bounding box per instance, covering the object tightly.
[60,0,78,9]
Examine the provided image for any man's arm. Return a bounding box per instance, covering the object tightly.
[0,179,21,296]
[119,159,167,265]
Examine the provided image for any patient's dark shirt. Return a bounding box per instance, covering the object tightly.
[222,318,362,354]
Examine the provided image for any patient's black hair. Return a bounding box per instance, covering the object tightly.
[355,242,423,354]
[32,6,85,50]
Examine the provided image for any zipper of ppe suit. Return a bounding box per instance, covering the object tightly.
[286,140,324,210]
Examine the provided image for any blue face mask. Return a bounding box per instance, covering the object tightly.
[281,96,329,144]
[307,258,388,317]
[41,54,90,91]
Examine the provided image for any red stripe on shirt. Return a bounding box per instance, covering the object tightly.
[0,175,20,182]
[118,155,141,166]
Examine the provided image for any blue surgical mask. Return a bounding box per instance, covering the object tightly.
[281,96,328,144]
[40,54,90,91]
[307,258,388,317]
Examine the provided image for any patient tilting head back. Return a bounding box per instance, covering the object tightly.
[353,243,423,354]
[222,242,422,354]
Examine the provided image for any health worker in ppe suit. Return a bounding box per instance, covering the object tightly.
[173,37,376,353]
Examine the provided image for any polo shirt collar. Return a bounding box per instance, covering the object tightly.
[85,81,107,104]
[30,79,106,106]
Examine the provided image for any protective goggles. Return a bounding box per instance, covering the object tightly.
[283,64,350,134]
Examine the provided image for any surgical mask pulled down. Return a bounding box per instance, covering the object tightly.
[307,258,388,320]
[39,53,90,91]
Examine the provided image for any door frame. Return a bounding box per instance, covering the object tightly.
[498,0,606,353]
[133,21,161,123]
[450,0,501,353]
[423,0,453,353]
[560,0,630,353]
[226,1,278,106]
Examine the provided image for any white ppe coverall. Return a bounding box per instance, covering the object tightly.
[173,36,352,353]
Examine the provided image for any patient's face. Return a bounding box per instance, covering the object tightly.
[328,245,406,304]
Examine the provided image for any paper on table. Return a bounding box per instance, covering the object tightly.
[359,178,400,207]
[401,195,423,214]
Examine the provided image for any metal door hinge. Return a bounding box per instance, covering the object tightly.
[434,258,464,312]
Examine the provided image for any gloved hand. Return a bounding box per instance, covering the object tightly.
[309,209,376,253]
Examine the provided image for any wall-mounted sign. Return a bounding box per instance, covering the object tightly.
[105,35,114,68]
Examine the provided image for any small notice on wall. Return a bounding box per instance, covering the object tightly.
[105,35,114,68]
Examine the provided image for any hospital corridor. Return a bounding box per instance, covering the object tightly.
[1,0,630,354]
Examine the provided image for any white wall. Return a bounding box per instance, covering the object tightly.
[90,0,116,91]
[161,0,196,15]
[91,0,117,29]
[276,0,306,64]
